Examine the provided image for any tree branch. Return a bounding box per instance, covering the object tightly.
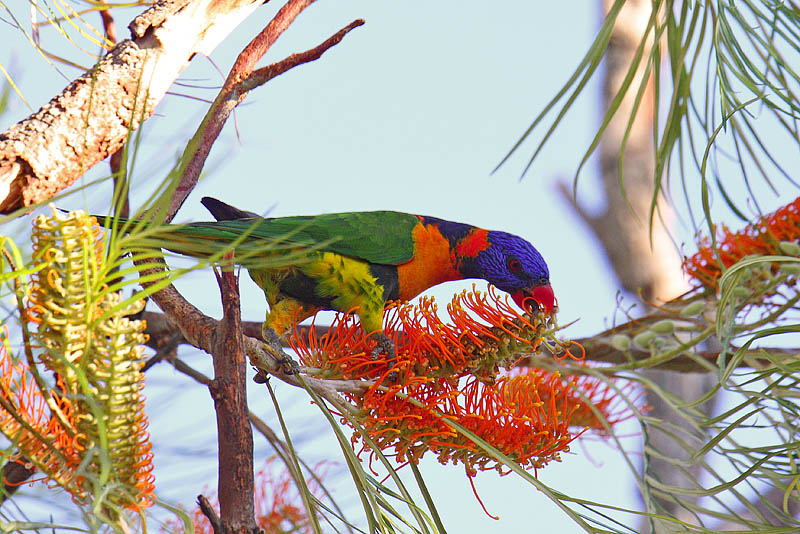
[0,0,264,213]
[142,309,797,375]
[142,310,327,353]
[208,260,259,534]
[98,1,118,45]
[198,494,223,533]
[139,291,369,396]
[168,7,364,218]
[243,19,365,90]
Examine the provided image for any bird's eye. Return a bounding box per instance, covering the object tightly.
[507,257,522,272]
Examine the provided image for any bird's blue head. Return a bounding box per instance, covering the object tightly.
[456,229,555,314]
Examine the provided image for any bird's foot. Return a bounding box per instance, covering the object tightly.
[261,325,300,376]
[369,333,396,361]
[369,333,399,383]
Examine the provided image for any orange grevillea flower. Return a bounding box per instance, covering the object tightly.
[0,328,81,496]
[288,285,579,384]
[162,457,325,534]
[352,371,583,476]
[288,287,616,477]
[352,369,636,476]
[683,196,800,289]
[538,371,645,433]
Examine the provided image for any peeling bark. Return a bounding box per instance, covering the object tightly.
[0,0,264,214]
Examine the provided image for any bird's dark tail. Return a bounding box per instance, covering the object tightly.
[201,197,259,221]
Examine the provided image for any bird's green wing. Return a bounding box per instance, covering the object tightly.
[228,211,419,265]
[105,211,419,266]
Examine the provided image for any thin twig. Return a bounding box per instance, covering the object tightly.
[171,358,212,386]
[141,331,182,372]
[98,1,117,46]
[241,19,365,90]
[197,494,222,532]
[167,4,363,218]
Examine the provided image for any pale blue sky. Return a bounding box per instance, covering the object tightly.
[2,1,797,532]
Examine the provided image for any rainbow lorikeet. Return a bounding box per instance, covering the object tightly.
[117,197,555,371]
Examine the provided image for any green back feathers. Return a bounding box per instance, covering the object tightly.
[217,211,419,265]
[99,210,420,266]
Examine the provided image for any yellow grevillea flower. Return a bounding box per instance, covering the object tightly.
[0,208,153,510]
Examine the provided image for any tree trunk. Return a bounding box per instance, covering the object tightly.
[563,1,718,530]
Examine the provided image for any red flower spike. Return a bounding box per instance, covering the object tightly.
[684,195,800,290]
[563,375,646,432]
[348,370,604,476]
[288,286,556,385]
[285,287,624,491]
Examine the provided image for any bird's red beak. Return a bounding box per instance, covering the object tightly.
[512,284,555,315]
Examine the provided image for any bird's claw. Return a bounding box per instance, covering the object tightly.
[276,354,300,375]
[261,325,300,377]
[370,333,399,383]
[370,333,396,362]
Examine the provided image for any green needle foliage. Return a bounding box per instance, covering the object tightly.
[499,0,800,226]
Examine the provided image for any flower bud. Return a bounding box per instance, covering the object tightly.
[680,301,704,316]
[782,263,800,276]
[611,334,630,351]
[650,319,675,334]
[633,331,656,349]
[779,241,800,257]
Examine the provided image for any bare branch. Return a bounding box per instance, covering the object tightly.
[172,358,213,386]
[170,356,299,459]
[141,331,182,372]
[534,337,798,373]
[98,2,118,45]
[99,4,132,220]
[138,271,369,397]
[168,8,364,218]
[243,19,365,90]
[143,308,796,376]
[198,494,222,533]
[142,310,327,348]
[0,0,264,213]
